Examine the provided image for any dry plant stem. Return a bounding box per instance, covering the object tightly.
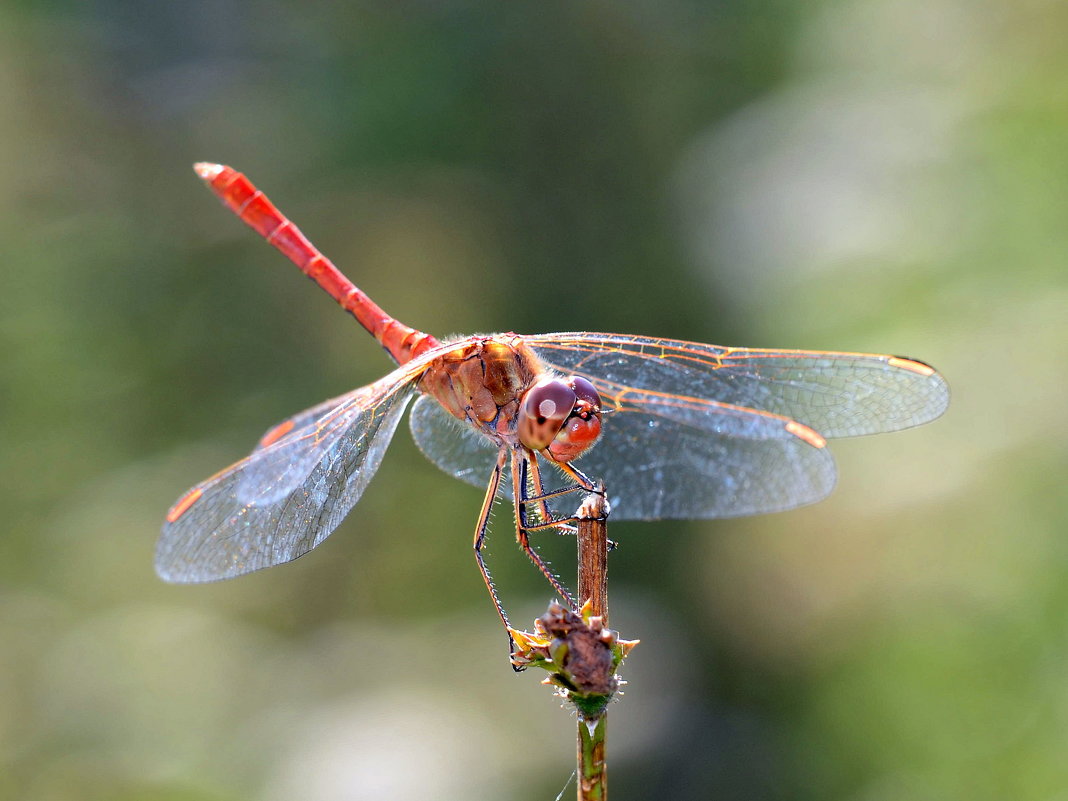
[576,491,610,801]
[577,493,609,622]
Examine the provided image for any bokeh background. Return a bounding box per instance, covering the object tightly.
[2,1,1067,799]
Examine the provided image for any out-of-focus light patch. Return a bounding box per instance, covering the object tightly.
[247,598,707,801]
[241,615,579,795]
[675,83,967,306]
[599,594,699,761]
[797,0,987,79]
[799,607,1051,780]
[837,771,943,801]
[260,690,507,801]
[32,603,286,793]
[672,0,989,313]
[0,591,72,763]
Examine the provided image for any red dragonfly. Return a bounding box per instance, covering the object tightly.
[158,163,949,632]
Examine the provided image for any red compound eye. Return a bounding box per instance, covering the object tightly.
[547,413,602,463]
[518,378,577,451]
[518,375,604,462]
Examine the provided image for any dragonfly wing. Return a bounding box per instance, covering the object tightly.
[157,376,417,583]
[573,389,837,519]
[408,394,514,499]
[410,377,833,519]
[530,333,949,437]
[234,385,396,507]
[250,391,358,450]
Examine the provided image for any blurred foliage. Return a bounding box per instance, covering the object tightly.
[1,0,1067,799]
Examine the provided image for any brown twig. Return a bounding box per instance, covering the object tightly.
[508,488,635,801]
[575,491,610,801]
[576,492,609,623]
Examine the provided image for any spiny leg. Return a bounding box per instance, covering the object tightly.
[520,458,619,550]
[520,453,578,534]
[519,454,603,534]
[474,449,514,652]
[511,450,577,609]
[514,456,602,527]
[555,459,601,494]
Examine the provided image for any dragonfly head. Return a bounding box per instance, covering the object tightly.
[518,376,602,463]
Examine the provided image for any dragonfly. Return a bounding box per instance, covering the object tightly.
[158,163,950,636]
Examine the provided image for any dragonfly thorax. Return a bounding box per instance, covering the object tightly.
[419,335,541,442]
[418,334,602,461]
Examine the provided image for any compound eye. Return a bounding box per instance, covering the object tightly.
[547,413,602,463]
[569,376,601,409]
[518,378,577,450]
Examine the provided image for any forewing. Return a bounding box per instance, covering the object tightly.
[407,332,947,520]
[527,332,950,519]
[157,375,417,583]
[530,333,949,437]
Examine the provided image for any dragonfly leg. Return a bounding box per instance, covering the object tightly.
[511,450,577,609]
[516,458,601,511]
[519,487,583,532]
[516,457,605,533]
[518,454,581,535]
[473,450,515,649]
[521,463,618,549]
[555,460,602,494]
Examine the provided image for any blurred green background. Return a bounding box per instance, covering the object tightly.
[2,1,1066,799]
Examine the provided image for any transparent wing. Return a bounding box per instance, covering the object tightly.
[519,332,952,518]
[409,394,494,483]
[409,380,836,519]
[157,374,418,583]
[570,390,836,519]
[235,388,389,507]
[251,391,357,449]
[409,332,947,520]
[523,332,951,518]
[409,394,511,496]
[529,332,950,437]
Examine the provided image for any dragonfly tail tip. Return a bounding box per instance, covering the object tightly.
[193,162,225,181]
